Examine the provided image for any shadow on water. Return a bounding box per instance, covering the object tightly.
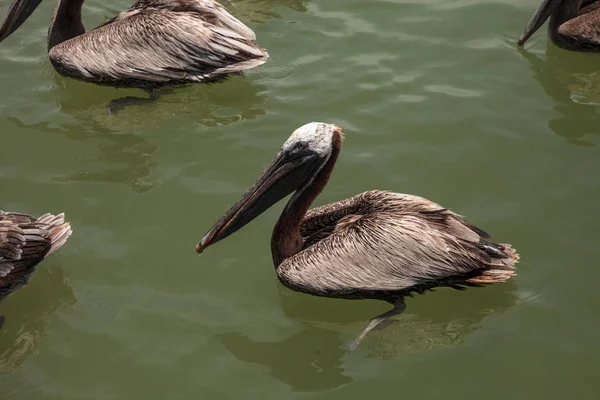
[54,75,269,128]
[7,115,159,193]
[7,76,268,193]
[217,281,518,391]
[519,45,600,147]
[231,0,311,23]
[355,283,519,359]
[218,323,352,392]
[0,266,76,372]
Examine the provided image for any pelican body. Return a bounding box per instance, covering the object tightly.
[197,123,519,349]
[0,211,71,327]
[0,0,268,90]
[518,0,600,51]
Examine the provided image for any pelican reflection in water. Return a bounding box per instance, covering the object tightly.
[0,266,76,372]
[197,123,519,350]
[0,211,71,328]
[518,0,600,51]
[518,48,600,146]
[0,0,268,111]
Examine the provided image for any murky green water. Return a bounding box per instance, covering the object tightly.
[1,0,599,398]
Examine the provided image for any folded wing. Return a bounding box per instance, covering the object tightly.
[558,7,600,50]
[49,2,268,86]
[0,212,72,301]
[281,191,517,299]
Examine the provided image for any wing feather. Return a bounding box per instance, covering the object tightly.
[558,8,600,49]
[300,196,365,239]
[129,0,258,40]
[49,3,267,86]
[0,212,72,301]
[279,191,516,299]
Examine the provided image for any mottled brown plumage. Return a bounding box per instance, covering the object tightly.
[197,122,519,349]
[288,190,518,301]
[0,211,72,304]
[518,0,600,51]
[0,0,268,89]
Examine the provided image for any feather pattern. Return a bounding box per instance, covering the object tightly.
[558,3,600,49]
[279,190,518,301]
[0,211,72,302]
[46,0,268,88]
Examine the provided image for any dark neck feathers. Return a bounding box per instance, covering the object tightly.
[548,0,582,42]
[48,0,85,51]
[271,132,342,267]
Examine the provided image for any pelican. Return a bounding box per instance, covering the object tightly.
[196,122,519,350]
[0,0,268,109]
[518,0,600,51]
[0,211,72,327]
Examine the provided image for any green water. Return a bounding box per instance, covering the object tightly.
[1,0,600,398]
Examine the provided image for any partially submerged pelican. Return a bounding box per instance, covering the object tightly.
[0,211,72,327]
[196,123,519,350]
[518,0,600,51]
[0,0,268,108]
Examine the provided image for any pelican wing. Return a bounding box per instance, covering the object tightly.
[580,1,600,16]
[0,215,27,277]
[279,191,517,298]
[558,8,600,49]
[0,212,72,301]
[48,3,267,86]
[129,0,258,40]
[300,196,365,245]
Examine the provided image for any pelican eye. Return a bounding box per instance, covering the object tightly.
[294,141,309,151]
[286,141,312,159]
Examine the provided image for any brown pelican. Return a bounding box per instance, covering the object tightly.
[0,0,268,110]
[518,0,600,51]
[0,211,72,327]
[196,122,519,350]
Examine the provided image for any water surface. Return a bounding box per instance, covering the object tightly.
[1,0,599,398]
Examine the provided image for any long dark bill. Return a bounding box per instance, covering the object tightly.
[0,0,43,43]
[517,0,562,46]
[196,151,322,253]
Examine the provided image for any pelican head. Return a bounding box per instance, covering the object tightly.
[0,0,43,43]
[517,0,563,46]
[196,122,342,253]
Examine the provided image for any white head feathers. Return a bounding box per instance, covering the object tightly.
[282,122,341,157]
